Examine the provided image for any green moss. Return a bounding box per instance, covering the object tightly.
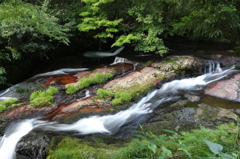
[0,105,6,112]
[65,84,78,94]
[111,98,123,105]
[78,73,113,89]
[0,98,18,112]
[96,84,151,105]
[111,92,132,105]
[65,73,114,94]
[30,86,58,108]
[97,88,114,99]
[47,136,116,159]
[114,84,151,100]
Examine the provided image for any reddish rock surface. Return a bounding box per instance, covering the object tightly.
[103,67,165,90]
[205,73,240,101]
[44,75,78,86]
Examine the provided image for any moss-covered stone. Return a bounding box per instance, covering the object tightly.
[47,136,121,159]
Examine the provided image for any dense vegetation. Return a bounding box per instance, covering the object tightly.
[47,122,240,159]
[0,0,240,86]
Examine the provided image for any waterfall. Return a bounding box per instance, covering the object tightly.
[0,66,238,159]
[204,61,222,74]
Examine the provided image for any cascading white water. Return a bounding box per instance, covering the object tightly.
[0,66,237,159]
[204,61,222,74]
[0,119,36,159]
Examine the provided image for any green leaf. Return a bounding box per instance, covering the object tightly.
[162,129,175,134]
[161,146,172,157]
[203,139,223,154]
[148,142,157,154]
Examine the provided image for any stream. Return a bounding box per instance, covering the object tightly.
[0,63,238,159]
[0,40,239,158]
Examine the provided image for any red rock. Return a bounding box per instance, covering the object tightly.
[205,73,240,101]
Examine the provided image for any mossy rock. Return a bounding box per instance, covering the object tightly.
[47,136,120,159]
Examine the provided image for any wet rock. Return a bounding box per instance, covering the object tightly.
[235,109,240,115]
[49,98,112,121]
[205,73,240,101]
[150,56,202,72]
[195,104,236,122]
[103,67,166,90]
[209,55,240,67]
[184,94,201,102]
[5,104,58,121]
[145,101,237,136]
[16,132,51,159]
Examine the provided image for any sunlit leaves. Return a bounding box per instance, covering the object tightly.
[112,34,140,47]
[78,0,170,55]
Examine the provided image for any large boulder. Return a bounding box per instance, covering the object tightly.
[205,73,240,101]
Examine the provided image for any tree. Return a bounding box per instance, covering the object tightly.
[174,0,240,43]
[77,0,172,55]
[0,0,71,84]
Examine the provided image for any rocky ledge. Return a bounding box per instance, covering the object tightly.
[1,54,240,159]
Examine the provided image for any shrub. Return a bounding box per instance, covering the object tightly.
[112,123,240,159]
[65,85,78,94]
[30,86,58,108]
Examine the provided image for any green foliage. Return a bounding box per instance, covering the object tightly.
[30,86,58,108]
[78,0,170,55]
[65,84,78,94]
[112,123,240,159]
[0,67,6,84]
[0,0,71,83]
[0,0,70,54]
[0,98,18,112]
[97,88,114,99]
[174,0,240,42]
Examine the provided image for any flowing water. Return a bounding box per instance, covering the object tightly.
[0,64,238,159]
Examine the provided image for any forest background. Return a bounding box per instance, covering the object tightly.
[0,0,240,88]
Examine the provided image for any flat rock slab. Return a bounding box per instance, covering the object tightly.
[103,67,166,90]
[205,73,240,101]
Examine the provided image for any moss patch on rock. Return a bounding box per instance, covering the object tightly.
[0,98,18,112]
[47,136,119,159]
